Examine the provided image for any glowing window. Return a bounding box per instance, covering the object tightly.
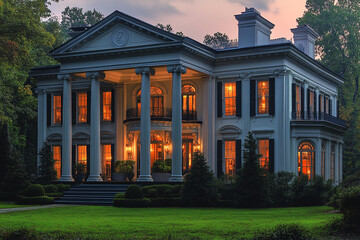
[103,91,112,121]
[137,86,163,116]
[224,83,236,116]
[102,145,112,181]
[224,141,236,176]
[137,86,163,96]
[52,146,61,179]
[78,93,87,123]
[257,80,269,114]
[53,95,62,124]
[325,97,329,114]
[321,142,326,178]
[296,85,301,113]
[258,140,269,170]
[309,90,314,112]
[331,144,335,181]
[77,145,87,166]
[298,142,315,179]
[182,85,196,118]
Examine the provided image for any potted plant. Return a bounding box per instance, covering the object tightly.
[151,159,171,182]
[75,163,87,184]
[112,160,135,182]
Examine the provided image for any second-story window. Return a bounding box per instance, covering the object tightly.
[78,93,87,123]
[309,90,314,112]
[103,91,112,121]
[325,97,329,114]
[257,80,269,114]
[224,83,236,116]
[53,95,62,124]
[182,85,196,120]
[137,86,163,116]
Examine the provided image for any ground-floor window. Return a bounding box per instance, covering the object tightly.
[52,146,61,179]
[330,144,335,181]
[298,141,315,179]
[77,145,88,174]
[102,144,112,181]
[258,139,269,170]
[224,141,236,176]
[321,142,326,178]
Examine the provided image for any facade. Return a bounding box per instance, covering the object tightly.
[31,8,346,183]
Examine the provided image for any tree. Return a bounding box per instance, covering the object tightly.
[297,0,360,176]
[156,23,185,37]
[234,132,266,208]
[203,32,230,49]
[181,152,218,206]
[38,142,57,184]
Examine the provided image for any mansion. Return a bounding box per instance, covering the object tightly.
[30,8,346,183]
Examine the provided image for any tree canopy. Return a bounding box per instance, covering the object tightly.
[203,32,230,49]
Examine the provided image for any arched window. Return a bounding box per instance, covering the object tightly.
[321,142,326,178]
[330,144,335,181]
[182,84,196,120]
[298,141,315,179]
[137,86,164,116]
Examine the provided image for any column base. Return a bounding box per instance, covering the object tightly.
[59,175,74,182]
[137,175,153,182]
[169,175,183,182]
[87,175,103,182]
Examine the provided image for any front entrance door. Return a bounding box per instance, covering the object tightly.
[182,138,193,174]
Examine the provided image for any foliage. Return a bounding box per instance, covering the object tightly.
[215,177,235,201]
[42,185,58,193]
[1,227,38,240]
[74,163,86,176]
[114,192,125,198]
[234,132,266,208]
[57,184,71,192]
[37,142,57,184]
[16,196,54,205]
[254,223,312,240]
[181,152,218,206]
[124,185,143,199]
[19,184,45,197]
[142,184,182,198]
[268,171,296,207]
[113,198,151,208]
[151,159,171,173]
[337,186,360,226]
[203,32,230,49]
[114,160,135,181]
[156,23,185,36]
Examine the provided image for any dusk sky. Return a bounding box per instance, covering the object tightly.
[49,0,307,43]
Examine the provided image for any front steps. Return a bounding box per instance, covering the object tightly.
[55,183,129,206]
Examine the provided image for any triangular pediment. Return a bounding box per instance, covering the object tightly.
[51,11,182,56]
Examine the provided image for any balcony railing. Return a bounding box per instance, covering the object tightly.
[291,111,346,128]
[126,107,197,121]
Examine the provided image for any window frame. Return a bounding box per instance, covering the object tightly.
[256,79,270,116]
[77,92,88,124]
[298,141,315,180]
[258,139,270,170]
[101,90,112,122]
[52,94,62,125]
[224,140,236,176]
[52,145,61,179]
[223,82,237,117]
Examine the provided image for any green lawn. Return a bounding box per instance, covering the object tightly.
[0,201,37,209]
[0,205,339,239]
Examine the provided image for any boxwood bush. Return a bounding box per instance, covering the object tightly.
[42,184,58,193]
[142,184,182,198]
[16,196,54,205]
[338,186,360,226]
[124,185,143,199]
[19,184,45,197]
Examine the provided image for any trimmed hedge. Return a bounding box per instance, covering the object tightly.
[254,223,312,240]
[114,192,125,198]
[19,184,45,197]
[113,198,151,208]
[142,184,182,198]
[125,185,143,199]
[16,196,54,205]
[57,184,71,192]
[45,192,63,198]
[42,184,58,193]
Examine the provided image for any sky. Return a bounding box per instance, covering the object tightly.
[48,0,307,43]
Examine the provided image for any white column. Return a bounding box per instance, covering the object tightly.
[240,73,252,136]
[304,81,308,119]
[115,84,123,161]
[315,138,322,176]
[86,72,105,182]
[168,64,186,182]
[136,67,155,182]
[59,74,74,182]
[325,140,331,181]
[291,137,298,174]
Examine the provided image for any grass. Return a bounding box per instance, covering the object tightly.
[0,201,37,209]
[0,205,340,239]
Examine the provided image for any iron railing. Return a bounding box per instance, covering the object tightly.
[291,111,346,127]
[126,108,197,121]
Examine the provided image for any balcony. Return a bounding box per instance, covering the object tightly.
[291,111,346,128]
[125,107,198,121]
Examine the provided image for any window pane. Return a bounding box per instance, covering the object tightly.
[53,95,62,124]
[298,142,315,179]
[78,93,87,123]
[258,140,269,170]
[224,83,236,116]
[78,145,87,166]
[53,146,61,179]
[257,80,269,114]
[102,145,112,181]
[225,141,236,176]
[103,91,112,121]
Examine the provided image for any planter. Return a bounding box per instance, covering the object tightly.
[112,173,126,182]
[152,173,171,182]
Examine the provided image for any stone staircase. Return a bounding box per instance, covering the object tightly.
[55,183,129,206]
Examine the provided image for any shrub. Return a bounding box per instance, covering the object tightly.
[268,172,295,207]
[2,227,38,240]
[181,152,217,207]
[57,184,71,192]
[114,192,125,198]
[338,186,360,226]
[142,184,182,198]
[19,184,45,197]
[38,142,57,184]
[114,160,135,181]
[113,198,151,208]
[215,178,235,201]
[125,185,143,199]
[42,184,58,193]
[16,196,54,205]
[46,192,63,198]
[0,191,17,201]
[254,223,311,240]
[151,160,171,173]
[234,132,266,208]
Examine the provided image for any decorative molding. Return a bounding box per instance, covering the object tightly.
[273,69,287,77]
[238,72,253,80]
[86,71,105,80]
[35,88,47,95]
[57,74,72,81]
[135,67,155,76]
[111,28,129,47]
[217,125,242,135]
[167,64,187,74]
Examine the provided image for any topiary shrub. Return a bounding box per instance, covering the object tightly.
[16,196,54,205]
[42,184,58,193]
[142,184,182,198]
[338,186,360,226]
[19,184,45,197]
[181,152,217,207]
[254,223,311,240]
[57,184,71,192]
[125,185,143,199]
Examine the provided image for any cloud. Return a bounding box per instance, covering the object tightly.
[227,0,275,10]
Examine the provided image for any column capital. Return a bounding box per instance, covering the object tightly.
[135,67,155,76]
[273,69,288,77]
[86,71,105,80]
[58,74,72,81]
[35,88,46,95]
[167,64,186,74]
[238,72,253,80]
